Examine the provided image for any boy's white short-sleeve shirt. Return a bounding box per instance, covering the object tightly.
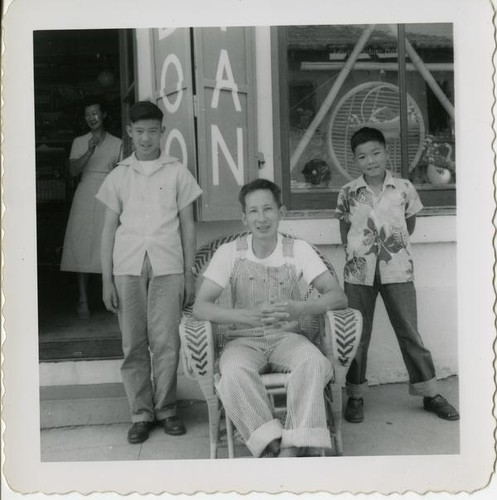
[96,152,202,276]
[203,233,328,290]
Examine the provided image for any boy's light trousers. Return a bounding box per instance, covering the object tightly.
[115,254,184,423]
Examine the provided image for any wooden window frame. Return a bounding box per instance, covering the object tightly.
[272,25,456,213]
[119,29,137,158]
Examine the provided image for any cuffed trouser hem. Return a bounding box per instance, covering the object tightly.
[346,381,369,399]
[131,415,155,424]
[246,419,283,457]
[155,408,177,421]
[281,428,332,449]
[409,377,438,397]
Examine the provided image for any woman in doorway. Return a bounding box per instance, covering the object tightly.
[60,96,122,319]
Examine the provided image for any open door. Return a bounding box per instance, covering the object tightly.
[36,29,136,362]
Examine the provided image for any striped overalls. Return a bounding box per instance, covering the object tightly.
[216,235,333,457]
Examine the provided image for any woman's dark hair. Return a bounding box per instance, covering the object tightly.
[81,95,107,115]
[350,127,386,153]
[238,179,282,212]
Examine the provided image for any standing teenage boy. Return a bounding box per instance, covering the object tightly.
[335,127,459,424]
[193,179,348,458]
[97,101,202,444]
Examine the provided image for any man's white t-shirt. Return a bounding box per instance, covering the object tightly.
[203,233,328,290]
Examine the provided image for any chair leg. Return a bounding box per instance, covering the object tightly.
[225,412,236,458]
[206,398,221,459]
[334,430,344,457]
[330,383,344,456]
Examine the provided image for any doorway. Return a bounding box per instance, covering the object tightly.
[34,29,135,361]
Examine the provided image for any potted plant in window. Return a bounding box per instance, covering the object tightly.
[421,135,455,185]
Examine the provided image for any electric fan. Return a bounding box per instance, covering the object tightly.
[327,81,425,180]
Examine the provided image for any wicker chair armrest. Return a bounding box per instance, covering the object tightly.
[179,309,217,401]
[323,308,363,386]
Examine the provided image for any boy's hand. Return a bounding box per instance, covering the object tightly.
[103,280,118,313]
[183,273,195,308]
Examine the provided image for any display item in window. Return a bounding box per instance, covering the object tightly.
[302,158,331,186]
[328,82,425,180]
[422,135,455,185]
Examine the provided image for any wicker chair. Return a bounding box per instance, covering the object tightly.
[179,232,362,458]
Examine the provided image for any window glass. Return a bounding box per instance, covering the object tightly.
[404,24,455,188]
[282,23,455,209]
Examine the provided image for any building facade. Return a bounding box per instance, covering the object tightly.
[136,25,458,385]
[37,24,457,398]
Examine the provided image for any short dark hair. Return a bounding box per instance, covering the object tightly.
[350,127,386,153]
[238,179,282,212]
[81,95,107,115]
[128,101,164,124]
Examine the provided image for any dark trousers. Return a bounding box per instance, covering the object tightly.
[344,271,438,398]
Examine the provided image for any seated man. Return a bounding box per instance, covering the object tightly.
[193,179,348,458]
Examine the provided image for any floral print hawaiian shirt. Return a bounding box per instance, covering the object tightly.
[335,171,423,285]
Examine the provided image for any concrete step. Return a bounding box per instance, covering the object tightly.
[40,383,129,428]
[40,360,204,428]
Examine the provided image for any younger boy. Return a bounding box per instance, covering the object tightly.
[97,101,202,444]
[335,127,459,424]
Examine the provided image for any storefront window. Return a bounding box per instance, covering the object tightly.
[404,24,455,196]
[277,24,455,210]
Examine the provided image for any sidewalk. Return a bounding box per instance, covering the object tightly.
[41,377,460,461]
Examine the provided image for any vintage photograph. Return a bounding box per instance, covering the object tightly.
[35,23,459,461]
[2,0,496,496]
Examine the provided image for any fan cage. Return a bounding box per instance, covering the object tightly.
[327,81,425,180]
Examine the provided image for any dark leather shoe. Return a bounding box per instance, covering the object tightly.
[127,421,153,444]
[344,397,364,423]
[161,416,186,436]
[423,395,460,421]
